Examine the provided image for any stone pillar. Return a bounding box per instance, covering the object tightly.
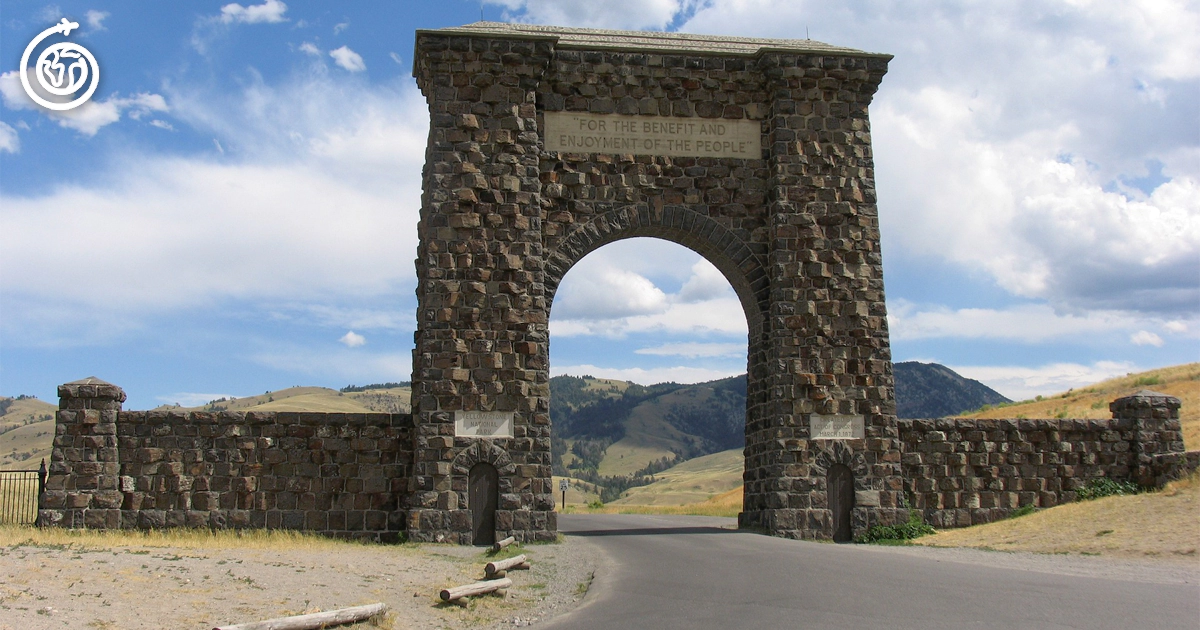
[39,377,126,528]
[409,31,555,543]
[1110,390,1186,487]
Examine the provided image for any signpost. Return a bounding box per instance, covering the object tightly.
[559,478,568,510]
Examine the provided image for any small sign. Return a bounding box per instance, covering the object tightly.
[810,414,865,440]
[559,479,568,492]
[454,411,514,438]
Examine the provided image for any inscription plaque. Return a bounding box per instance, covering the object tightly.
[544,112,761,158]
[454,411,514,438]
[810,415,865,440]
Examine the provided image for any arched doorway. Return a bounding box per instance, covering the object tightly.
[469,462,499,546]
[827,463,855,543]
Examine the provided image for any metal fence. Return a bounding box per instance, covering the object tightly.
[0,460,46,525]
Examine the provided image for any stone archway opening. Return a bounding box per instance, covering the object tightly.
[547,237,751,507]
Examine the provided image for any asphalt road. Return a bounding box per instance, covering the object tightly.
[542,514,1200,630]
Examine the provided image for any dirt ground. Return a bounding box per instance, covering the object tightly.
[0,530,597,630]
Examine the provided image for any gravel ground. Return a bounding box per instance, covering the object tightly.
[0,536,599,630]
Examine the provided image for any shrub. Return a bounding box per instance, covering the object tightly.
[1009,504,1036,518]
[1075,478,1140,501]
[1132,375,1161,387]
[855,509,934,544]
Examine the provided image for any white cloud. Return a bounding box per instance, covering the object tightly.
[339,330,366,347]
[329,46,366,72]
[219,0,288,25]
[389,52,403,65]
[334,21,349,35]
[0,121,18,153]
[37,5,63,22]
[636,342,744,358]
[251,347,411,382]
[554,268,668,320]
[1164,320,1189,333]
[1,75,429,344]
[149,119,175,131]
[887,300,1137,342]
[1130,330,1165,347]
[0,70,168,136]
[298,42,321,56]
[487,0,697,31]
[950,361,1139,402]
[551,363,740,386]
[85,10,109,31]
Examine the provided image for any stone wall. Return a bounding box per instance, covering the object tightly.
[39,379,412,541]
[898,390,1192,527]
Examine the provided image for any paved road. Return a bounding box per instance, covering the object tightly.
[542,514,1199,629]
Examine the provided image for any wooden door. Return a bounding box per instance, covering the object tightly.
[828,463,854,543]
[469,463,498,546]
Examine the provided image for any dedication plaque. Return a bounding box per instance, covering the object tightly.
[544,112,761,159]
[454,411,515,438]
[810,414,865,440]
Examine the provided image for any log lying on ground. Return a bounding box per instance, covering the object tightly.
[440,578,513,602]
[485,554,529,576]
[214,602,387,630]
[491,536,516,552]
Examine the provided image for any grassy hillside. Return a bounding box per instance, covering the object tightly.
[611,448,743,506]
[0,396,57,470]
[596,388,710,476]
[957,363,1200,449]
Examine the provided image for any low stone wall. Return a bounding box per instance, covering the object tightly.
[898,390,1192,527]
[39,379,413,541]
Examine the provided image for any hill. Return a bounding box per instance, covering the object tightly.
[957,363,1199,449]
[895,361,1010,418]
[0,395,57,470]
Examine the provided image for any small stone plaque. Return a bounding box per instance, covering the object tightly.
[810,414,865,440]
[544,112,761,158]
[454,411,514,439]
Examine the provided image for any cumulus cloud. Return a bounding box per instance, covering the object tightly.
[339,331,366,347]
[1130,330,1164,347]
[219,0,288,25]
[0,70,168,136]
[86,10,110,31]
[329,46,366,72]
[0,121,18,153]
[1,73,429,343]
[298,41,321,56]
[951,361,1139,401]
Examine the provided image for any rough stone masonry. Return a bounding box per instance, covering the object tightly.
[38,23,1195,543]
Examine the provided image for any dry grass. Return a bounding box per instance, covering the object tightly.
[958,363,1200,449]
[567,487,742,518]
[914,473,1200,561]
[0,524,406,553]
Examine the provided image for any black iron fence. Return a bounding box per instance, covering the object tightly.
[0,460,46,525]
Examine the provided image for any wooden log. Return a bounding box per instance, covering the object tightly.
[491,536,516,552]
[485,562,530,580]
[213,602,387,630]
[485,554,529,575]
[440,578,513,602]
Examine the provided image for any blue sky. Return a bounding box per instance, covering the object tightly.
[1,1,1196,409]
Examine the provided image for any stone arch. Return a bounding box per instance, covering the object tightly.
[811,441,869,480]
[451,440,517,476]
[544,206,770,329]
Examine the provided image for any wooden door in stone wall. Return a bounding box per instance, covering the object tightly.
[828,464,855,542]
[469,463,499,546]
